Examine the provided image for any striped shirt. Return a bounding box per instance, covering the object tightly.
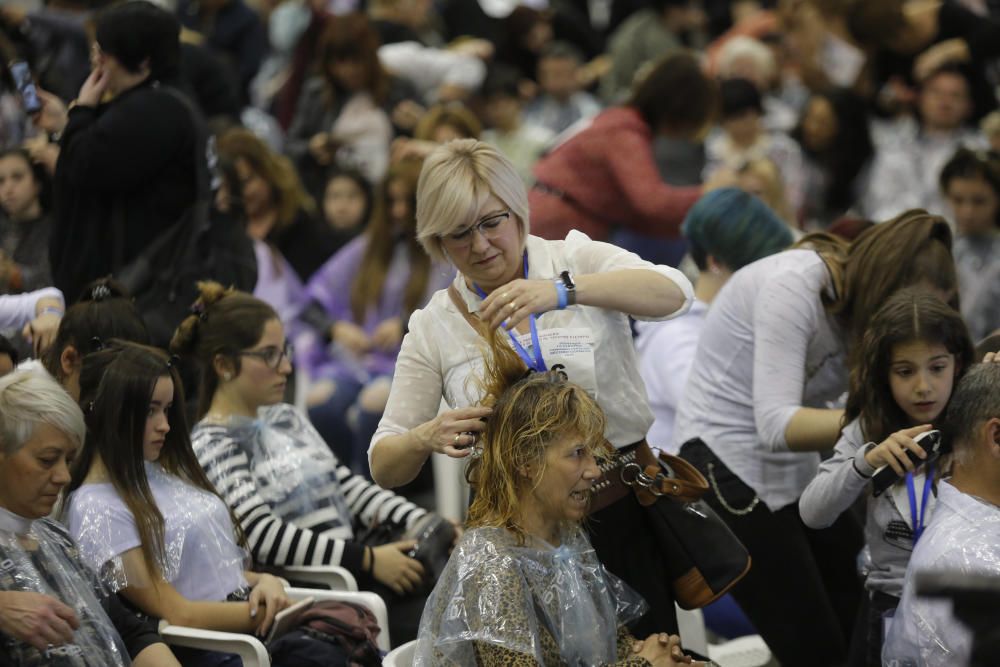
[192,403,426,574]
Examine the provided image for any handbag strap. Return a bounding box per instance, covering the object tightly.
[448,284,486,334]
[631,441,709,507]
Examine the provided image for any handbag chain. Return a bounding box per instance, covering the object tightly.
[706,462,760,516]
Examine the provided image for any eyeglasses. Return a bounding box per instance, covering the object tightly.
[239,342,292,369]
[442,211,511,248]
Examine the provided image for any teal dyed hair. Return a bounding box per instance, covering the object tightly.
[682,188,794,271]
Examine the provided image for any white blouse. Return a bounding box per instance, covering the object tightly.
[674,250,848,511]
[370,231,694,461]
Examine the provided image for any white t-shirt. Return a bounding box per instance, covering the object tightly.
[634,299,708,453]
[674,250,847,511]
[370,231,693,462]
[66,463,248,602]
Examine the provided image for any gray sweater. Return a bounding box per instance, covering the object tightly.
[799,418,933,597]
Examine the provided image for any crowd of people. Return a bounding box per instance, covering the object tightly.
[1,0,1000,665]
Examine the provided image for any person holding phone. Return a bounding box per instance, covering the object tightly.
[48,1,199,302]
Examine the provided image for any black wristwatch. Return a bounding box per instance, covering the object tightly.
[559,270,576,306]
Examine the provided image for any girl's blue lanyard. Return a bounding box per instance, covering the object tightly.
[906,462,934,545]
[473,252,547,372]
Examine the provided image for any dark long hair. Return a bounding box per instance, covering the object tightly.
[43,278,149,382]
[348,159,430,323]
[793,89,874,216]
[844,288,975,442]
[317,12,389,106]
[67,341,244,580]
[832,210,957,352]
[170,282,278,418]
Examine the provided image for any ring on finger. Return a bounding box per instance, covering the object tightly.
[509,300,517,311]
[454,433,461,444]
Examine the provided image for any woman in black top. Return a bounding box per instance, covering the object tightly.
[50,1,199,302]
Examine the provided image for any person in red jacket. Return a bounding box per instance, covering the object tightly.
[530,50,718,242]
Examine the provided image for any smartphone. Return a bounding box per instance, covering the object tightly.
[871,429,942,497]
[9,61,41,115]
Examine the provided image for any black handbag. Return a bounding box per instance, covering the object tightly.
[627,444,752,610]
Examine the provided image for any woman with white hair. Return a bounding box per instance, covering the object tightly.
[369,138,695,637]
[0,371,179,666]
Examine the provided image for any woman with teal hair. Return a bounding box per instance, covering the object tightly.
[636,188,794,451]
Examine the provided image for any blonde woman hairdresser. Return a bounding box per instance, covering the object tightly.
[369,138,695,636]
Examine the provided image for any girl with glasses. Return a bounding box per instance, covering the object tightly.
[171,282,449,643]
[369,138,696,638]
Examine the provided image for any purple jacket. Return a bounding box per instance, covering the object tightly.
[298,234,453,382]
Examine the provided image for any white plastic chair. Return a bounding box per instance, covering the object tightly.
[675,604,709,657]
[676,603,773,667]
[271,564,358,591]
[706,635,773,667]
[383,638,417,666]
[431,451,468,522]
[158,586,390,667]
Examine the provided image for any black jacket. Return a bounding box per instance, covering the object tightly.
[50,80,198,302]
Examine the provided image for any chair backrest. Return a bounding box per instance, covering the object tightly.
[382,639,417,667]
[676,604,708,657]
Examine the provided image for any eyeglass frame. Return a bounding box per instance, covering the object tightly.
[238,341,293,370]
[440,211,512,248]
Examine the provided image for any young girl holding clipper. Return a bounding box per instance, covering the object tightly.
[799,288,975,666]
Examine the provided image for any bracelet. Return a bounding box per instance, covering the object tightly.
[39,306,64,318]
[554,280,567,310]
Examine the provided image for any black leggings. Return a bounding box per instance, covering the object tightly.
[680,439,864,667]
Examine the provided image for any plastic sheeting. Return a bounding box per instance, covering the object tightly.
[213,403,354,536]
[882,480,1000,667]
[0,511,131,666]
[65,462,249,601]
[415,525,647,666]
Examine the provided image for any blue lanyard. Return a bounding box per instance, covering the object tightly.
[905,463,934,545]
[473,252,547,372]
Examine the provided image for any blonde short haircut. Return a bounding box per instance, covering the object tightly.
[416,139,530,263]
[0,371,85,455]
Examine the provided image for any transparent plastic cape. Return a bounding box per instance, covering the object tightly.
[66,462,249,601]
[221,403,353,537]
[882,480,1000,667]
[414,525,648,666]
[0,513,131,666]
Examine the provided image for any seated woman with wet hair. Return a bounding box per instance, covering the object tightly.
[0,371,179,666]
[415,330,702,666]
